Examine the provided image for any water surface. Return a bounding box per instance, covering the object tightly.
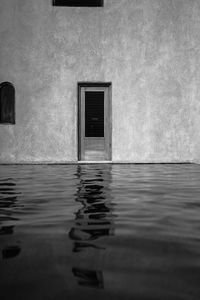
[0,164,200,300]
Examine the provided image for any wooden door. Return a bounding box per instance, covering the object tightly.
[79,85,111,161]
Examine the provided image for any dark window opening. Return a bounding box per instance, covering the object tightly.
[0,82,15,124]
[53,0,103,7]
[85,91,104,137]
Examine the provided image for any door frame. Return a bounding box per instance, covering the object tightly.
[78,82,112,161]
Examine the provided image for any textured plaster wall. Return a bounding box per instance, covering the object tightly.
[0,0,200,163]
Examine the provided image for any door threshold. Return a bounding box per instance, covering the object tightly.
[78,161,112,164]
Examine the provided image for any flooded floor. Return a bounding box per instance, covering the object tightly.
[0,164,200,300]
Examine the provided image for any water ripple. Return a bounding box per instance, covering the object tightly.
[0,164,200,299]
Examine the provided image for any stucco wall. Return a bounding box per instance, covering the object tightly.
[0,0,200,163]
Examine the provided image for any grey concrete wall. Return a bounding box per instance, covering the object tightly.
[0,0,200,163]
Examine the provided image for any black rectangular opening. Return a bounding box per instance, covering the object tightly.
[53,0,103,7]
[85,91,104,137]
[0,82,15,124]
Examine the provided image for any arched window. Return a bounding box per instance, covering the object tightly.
[0,82,15,124]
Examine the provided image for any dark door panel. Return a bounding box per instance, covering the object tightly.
[79,85,111,161]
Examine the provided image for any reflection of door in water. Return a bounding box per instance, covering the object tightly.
[78,85,111,161]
